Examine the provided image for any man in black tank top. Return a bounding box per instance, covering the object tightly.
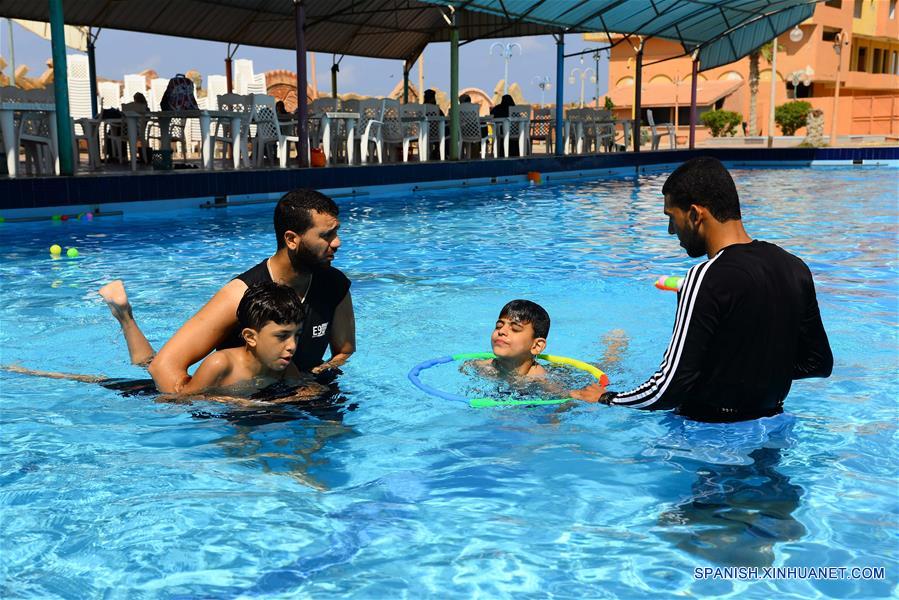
[582,157,832,422]
[143,189,355,393]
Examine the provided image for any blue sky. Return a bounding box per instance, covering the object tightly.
[2,21,609,105]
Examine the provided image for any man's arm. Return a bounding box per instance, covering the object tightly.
[312,291,355,374]
[606,258,723,411]
[147,279,247,393]
[793,273,833,379]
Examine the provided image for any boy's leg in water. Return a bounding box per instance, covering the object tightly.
[600,329,629,369]
[98,280,156,366]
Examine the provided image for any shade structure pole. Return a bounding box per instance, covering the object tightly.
[331,62,338,98]
[633,39,644,153]
[49,0,73,175]
[554,33,564,156]
[689,53,699,149]
[87,32,98,117]
[225,57,233,93]
[294,0,308,167]
[449,18,460,160]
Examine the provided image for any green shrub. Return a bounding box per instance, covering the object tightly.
[700,109,742,137]
[775,101,812,136]
[604,96,615,111]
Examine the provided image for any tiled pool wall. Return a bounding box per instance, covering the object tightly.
[1,146,896,220]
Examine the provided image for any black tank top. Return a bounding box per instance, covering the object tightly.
[220,259,351,371]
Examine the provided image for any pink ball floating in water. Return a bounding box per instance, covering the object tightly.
[84,212,93,221]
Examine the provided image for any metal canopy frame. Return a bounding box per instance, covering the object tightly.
[425,0,821,70]
[0,0,572,63]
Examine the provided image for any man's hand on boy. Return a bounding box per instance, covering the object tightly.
[569,383,607,403]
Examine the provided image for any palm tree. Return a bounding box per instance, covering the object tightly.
[747,41,781,137]
[748,50,760,136]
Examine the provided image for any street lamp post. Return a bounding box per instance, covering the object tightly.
[787,66,813,99]
[532,75,551,105]
[569,64,596,108]
[591,49,606,108]
[490,42,522,95]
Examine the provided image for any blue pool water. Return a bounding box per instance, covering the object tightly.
[1,167,896,598]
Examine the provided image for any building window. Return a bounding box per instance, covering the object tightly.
[854,46,867,72]
[890,0,896,19]
[822,29,840,42]
[824,0,842,7]
[872,48,882,73]
[892,51,898,75]
[853,0,863,18]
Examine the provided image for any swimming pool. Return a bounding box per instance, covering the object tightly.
[1,166,896,598]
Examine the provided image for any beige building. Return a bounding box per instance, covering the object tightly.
[590,0,899,141]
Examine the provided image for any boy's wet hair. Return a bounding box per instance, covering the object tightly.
[274,188,339,249]
[662,156,741,222]
[499,300,550,339]
[237,282,306,331]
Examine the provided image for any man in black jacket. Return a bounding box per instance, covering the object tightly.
[587,157,833,422]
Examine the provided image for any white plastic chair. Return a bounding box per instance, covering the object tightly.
[647,109,676,150]
[530,107,552,154]
[400,103,425,162]
[0,87,57,175]
[250,94,299,168]
[214,93,253,167]
[355,99,385,164]
[106,100,149,164]
[311,98,340,113]
[507,105,531,156]
[592,109,617,153]
[457,103,490,159]
[541,108,569,154]
[423,103,446,161]
[565,107,592,154]
[18,112,55,175]
[380,99,403,162]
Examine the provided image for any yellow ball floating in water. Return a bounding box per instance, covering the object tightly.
[66,248,79,258]
[50,244,62,255]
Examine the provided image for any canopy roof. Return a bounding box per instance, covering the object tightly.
[424,0,820,70]
[1,0,819,69]
[0,0,566,62]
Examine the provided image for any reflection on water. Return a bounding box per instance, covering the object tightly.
[651,415,806,567]
[206,393,358,492]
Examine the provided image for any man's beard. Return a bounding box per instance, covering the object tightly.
[680,224,706,258]
[288,243,328,272]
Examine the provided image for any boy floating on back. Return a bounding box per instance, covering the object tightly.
[4,282,323,402]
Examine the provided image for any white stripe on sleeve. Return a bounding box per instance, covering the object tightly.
[613,251,723,409]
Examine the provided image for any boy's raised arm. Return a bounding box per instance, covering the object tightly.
[177,351,233,395]
[148,280,247,393]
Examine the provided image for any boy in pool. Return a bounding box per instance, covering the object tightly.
[468,299,551,379]
[4,282,323,401]
[465,299,604,401]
